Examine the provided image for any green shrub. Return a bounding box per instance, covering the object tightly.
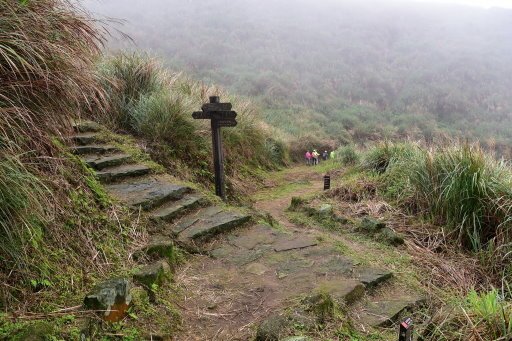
[336,145,360,165]
[95,53,288,192]
[425,289,512,340]
[360,142,512,278]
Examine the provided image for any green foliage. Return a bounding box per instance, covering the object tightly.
[95,53,288,196]
[356,142,512,280]
[0,155,48,264]
[425,289,512,340]
[84,0,512,150]
[336,145,360,166]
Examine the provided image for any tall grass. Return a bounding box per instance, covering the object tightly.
[0,0,111,308]
[95,53,288,189]
[358,142,512,282]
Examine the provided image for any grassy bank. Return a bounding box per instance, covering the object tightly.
[328,141,512,340]
[91,53,290,200]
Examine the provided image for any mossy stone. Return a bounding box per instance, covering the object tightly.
[12,321,55,341]
[256,314,289,341]
[360,217,386,232]
[133,261,171,288]
[379,227,405,246]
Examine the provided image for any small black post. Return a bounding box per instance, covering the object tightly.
[323,175,331,190]
[398,317,413,341]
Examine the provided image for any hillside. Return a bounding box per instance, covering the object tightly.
[83,0,512,146]
[2,0,512,340]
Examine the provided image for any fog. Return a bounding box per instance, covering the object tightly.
[81,0,512,143]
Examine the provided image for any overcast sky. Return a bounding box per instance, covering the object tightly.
[414,0,512,8]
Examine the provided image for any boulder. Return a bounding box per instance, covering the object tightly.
[133,261,171,288]
[379,227,405,246]
[317,204,333,217]
[83,278,132,322]
[360,217,386,232]
[133,236,175,261]
[256,314,289,341]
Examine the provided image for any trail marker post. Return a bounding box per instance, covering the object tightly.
[192,96,237,200]
[398,317,413,341]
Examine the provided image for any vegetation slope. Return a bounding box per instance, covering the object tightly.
[84,0,512,150]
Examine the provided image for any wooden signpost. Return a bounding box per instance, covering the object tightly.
[192,96,237,200]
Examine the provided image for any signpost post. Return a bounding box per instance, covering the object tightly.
[192,96,237,200]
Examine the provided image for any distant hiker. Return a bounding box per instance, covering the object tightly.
[330,150,335,160]
[312,150,319,165]
[305,151,312,165]
[322,150,328,161]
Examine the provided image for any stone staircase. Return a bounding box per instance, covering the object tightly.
[72,121,251,329]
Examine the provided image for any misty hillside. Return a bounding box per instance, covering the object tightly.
[84,0,512,144]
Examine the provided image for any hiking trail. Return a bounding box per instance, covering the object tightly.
[70,121,423,340]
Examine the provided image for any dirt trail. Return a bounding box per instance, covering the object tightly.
[253,166,324,229]
[173,165,421,340]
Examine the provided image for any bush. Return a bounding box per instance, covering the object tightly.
[336,145,360,165]
[359,142,512,280]
[425,289,512,340]
[95,53,288,189]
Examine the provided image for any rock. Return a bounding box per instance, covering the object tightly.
[85,153,131,170]
[133,261,171,288]
[230,225,278,250]
[356,268,393,288]
[150,194,204,221]
[83,278,132,322]
[73,120,101,133]
[311,279,365,305]
[359,297,425,327]
[231,249,265,266]
[317,204,333,217]
[378,227,405,246]
[274,236,318,252]
[70,144,118,155]
[133,236,175,261]
[175,207,251,241]
[360,217,386,232]
[210,245,237,259]
[256,314,289,341]
[71,132,98,145]
[11,321,55,340]
[96,164,152,183]
[246,262,269,276]
[105,176,190,210]
[314,255,354,276]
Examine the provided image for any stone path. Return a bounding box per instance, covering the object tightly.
[174,170,423,340]
[71,121,423,340]
[70,121,250,332]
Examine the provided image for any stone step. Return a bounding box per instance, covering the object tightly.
[70,144,118,155]
[309,279,365,306]
[72,120,101,133]
[173,206,251,242]
[133,236,175,261]
[97,164,152,183]
[354,268,393,289]
[357,297,425,327]
[149,194,205,222]
[132,260,171,288]
[105,176,191,210]
[71,132,98,145]
[85,153,132,170]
